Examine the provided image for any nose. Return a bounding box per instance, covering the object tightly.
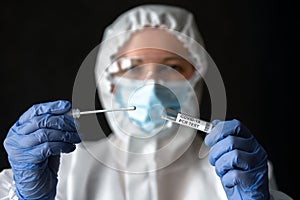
[138,63,162,80]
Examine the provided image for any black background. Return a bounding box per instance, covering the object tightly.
[0,0,298,199]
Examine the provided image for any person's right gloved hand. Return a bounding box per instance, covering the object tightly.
[3,100,81,200]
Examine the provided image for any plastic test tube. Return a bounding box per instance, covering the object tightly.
[161,108,213,133]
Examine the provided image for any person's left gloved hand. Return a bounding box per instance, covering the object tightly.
[205,119,270,200]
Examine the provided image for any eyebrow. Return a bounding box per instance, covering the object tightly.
[163,56,187,62]
[129,56,181,59]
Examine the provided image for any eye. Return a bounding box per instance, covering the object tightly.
[126,65,137,71]
[169,65,183,72]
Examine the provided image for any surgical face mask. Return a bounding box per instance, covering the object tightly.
[112,77,195,134]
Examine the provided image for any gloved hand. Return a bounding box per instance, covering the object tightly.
[205,119,270,200]
[4,100,81,200]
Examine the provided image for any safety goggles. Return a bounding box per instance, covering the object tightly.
[106,55,195,81]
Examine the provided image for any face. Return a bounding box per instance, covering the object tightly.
[104,28,199,136]
[109,48,196,135]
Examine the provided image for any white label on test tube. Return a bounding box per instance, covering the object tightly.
[175,113,213,133]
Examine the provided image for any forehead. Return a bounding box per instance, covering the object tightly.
[115,27,190,59]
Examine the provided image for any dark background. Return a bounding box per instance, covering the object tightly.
[0,0,297,199]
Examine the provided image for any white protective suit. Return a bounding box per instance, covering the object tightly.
[0,4,293,200]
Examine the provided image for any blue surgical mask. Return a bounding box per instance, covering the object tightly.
[113,77,193,134]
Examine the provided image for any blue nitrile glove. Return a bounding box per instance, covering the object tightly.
[3,100,81,200]
[205,119,270,200]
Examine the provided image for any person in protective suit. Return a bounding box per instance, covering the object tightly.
[0,4,293,200]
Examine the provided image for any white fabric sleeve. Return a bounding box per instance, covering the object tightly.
[268,161,278,190]
[268,161,294,200]
[270,190,294,200]
[0,169,18,200]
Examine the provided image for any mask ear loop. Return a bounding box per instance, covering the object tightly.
[106,73,115,93]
